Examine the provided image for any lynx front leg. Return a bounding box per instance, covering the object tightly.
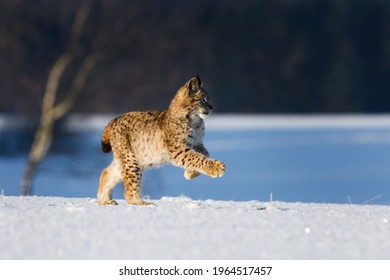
[173,148,226,178]
[184,169,201,180]
[184,145,209,180]
[98,158,122,205]
[203,158,226,178]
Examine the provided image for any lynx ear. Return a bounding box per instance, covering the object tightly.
[188,74,201,95]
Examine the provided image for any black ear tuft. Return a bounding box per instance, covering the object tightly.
[195,73,201,86]
[188,74,201,95]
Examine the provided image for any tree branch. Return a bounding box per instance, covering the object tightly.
[53,53,100,119]
[20,0,94,196]
[41,53,72,114]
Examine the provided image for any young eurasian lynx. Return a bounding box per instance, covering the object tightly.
[98,75,226,205]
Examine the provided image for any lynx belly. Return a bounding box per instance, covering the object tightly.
[134,131,169,168]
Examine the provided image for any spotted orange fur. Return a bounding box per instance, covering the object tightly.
[98,75,226,205]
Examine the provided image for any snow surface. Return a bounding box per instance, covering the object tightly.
[2,114,390,260]
[1,195,390,260]
[63,113,390,131]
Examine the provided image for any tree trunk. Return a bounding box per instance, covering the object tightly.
[20,0,95,196]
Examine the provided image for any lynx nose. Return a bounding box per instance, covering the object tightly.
[208,104,213,110]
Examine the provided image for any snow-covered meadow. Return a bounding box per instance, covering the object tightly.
[1,195,390,259]
[1,114,390,259]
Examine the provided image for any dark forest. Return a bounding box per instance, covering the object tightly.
[1,0,390,115]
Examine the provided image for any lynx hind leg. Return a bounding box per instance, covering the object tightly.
[98,158,122,205]
[120,153,152,206]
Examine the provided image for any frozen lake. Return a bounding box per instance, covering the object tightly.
[1,114,390,205]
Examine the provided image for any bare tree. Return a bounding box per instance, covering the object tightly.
[20,0,100,195]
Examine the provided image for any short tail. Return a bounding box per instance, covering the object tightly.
[101,121,112,153]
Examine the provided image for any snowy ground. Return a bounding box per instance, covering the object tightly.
[2,114,390,261]
[1,195,390,260]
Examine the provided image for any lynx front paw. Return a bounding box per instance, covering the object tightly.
[184,169,201,180]
[206,160,226,178]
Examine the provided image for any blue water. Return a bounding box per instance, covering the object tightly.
[1,127,390,205]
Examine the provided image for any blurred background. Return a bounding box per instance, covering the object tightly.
[1,0,390,204]
[2,0,390,114]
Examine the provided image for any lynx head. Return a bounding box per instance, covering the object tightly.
[171,74,213,119]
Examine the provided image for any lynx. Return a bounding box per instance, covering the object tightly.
[98,75,226,205]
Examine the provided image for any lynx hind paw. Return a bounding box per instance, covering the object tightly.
[99,199,118,206]
[208,160,226,178]
[127,200,155,206]
[184,169,201,180]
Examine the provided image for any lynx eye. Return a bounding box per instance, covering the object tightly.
[201,96,208,104]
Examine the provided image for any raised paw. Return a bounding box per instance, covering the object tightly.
[184,169,201,180]
[206,160,226,178]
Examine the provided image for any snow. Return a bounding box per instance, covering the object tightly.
[206,114,390,130]
[2,114,390,261]
[1,195,390,260]
[64,113,390,130]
